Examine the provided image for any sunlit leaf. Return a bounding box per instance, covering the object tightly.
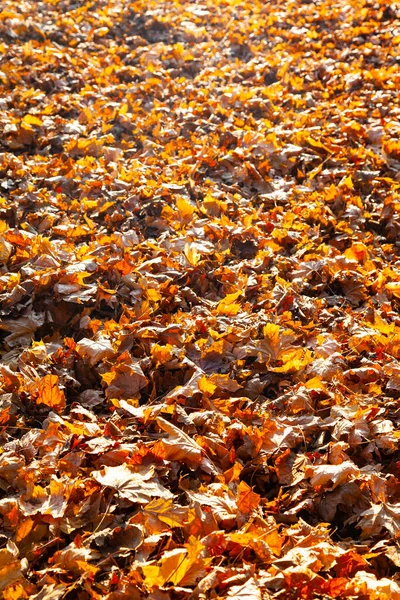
[36,375,66,413]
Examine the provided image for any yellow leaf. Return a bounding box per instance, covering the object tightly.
[373,313,396,335]
[272,348,313,372]
[217,291,242,315]
[340,175,353,190]
[2,582,30,599]
[263,322,281,344]
[147,288,162,302]
[142,537,208,588]
[101,371,116,385]
[22,114,42,127]
[36,375,66,412]
[198,375,217,396]
[202,194,227,216]
[143,548,188,587]
[144,498,188,528]
[176,197,194,220]
[305,376,325,390]
[0,543,22,592]
[344,242,369,263]
[151,343,174,364]
[385,282,400,298]
[184,243,201,266]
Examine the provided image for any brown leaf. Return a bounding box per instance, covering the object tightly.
[156,416,203,465]
[227,577,263,599]
[307,461,360,490]
[92,464,173,503]
[357,502,400,538]
[75,337,115,365]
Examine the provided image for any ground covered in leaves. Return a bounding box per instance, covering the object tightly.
[1,0,400,598]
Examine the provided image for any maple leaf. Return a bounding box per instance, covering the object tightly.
[142,536,211,588]
[36,375,66,413]
[144,497,189,531]
[150,343,174,364]
[186,484,238,528]
[19,477,71,518]
[0,236,13,263]
[102,352,148,399]
[216,291,243,315]
[50,542,101,577]
[236,480,261,515]
[0,312,44,348]
[347,571,400,600]
[0,542,22,592]
[227,578,263,599]
[307,461,360,490]
[275,449,307,486]
[2,0,400,593]
[156,416,203,465]
[28,584,68,600]
[75,336,115,365]
[357,502,400,538]
[92,464,173,504]
[318,482,362,522]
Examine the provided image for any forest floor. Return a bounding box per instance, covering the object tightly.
[1,0,400,598]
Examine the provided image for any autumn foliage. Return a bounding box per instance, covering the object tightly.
[1,0,400,597]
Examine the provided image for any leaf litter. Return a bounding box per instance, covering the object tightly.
[1,0,400,598]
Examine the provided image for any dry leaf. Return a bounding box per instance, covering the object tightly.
[75,337,115,365]
[92,464,173,503]
[36,375,66,413]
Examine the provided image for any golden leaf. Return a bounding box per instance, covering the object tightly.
[184,243,201,266]
[36,375,66,412]
[15,519,34,543]
[22,114,43,127]
[198,375,217,396]
[216,291,242,315]
[151,343,174,364]
[176,197,195,220]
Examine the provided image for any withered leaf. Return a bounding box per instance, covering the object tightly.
[75,336,115,365]
[92,464,173,503]
[1,0,400,595]
[156,416,203,465]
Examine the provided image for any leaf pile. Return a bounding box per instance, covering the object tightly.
[1,0,400,598]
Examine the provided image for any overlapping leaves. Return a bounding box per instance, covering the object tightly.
[1,0,400,598]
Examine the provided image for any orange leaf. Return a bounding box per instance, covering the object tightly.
[15,519,34,543]
[151,343,174,364]
[198,375,217,396]
[237,481,260,514]
[36,375,66,412]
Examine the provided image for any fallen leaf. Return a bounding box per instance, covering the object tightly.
[75,337,115,365]
[36,375,66,413]
[92,464,173,503]
[156,416,203,465]
[307,461,360,490]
